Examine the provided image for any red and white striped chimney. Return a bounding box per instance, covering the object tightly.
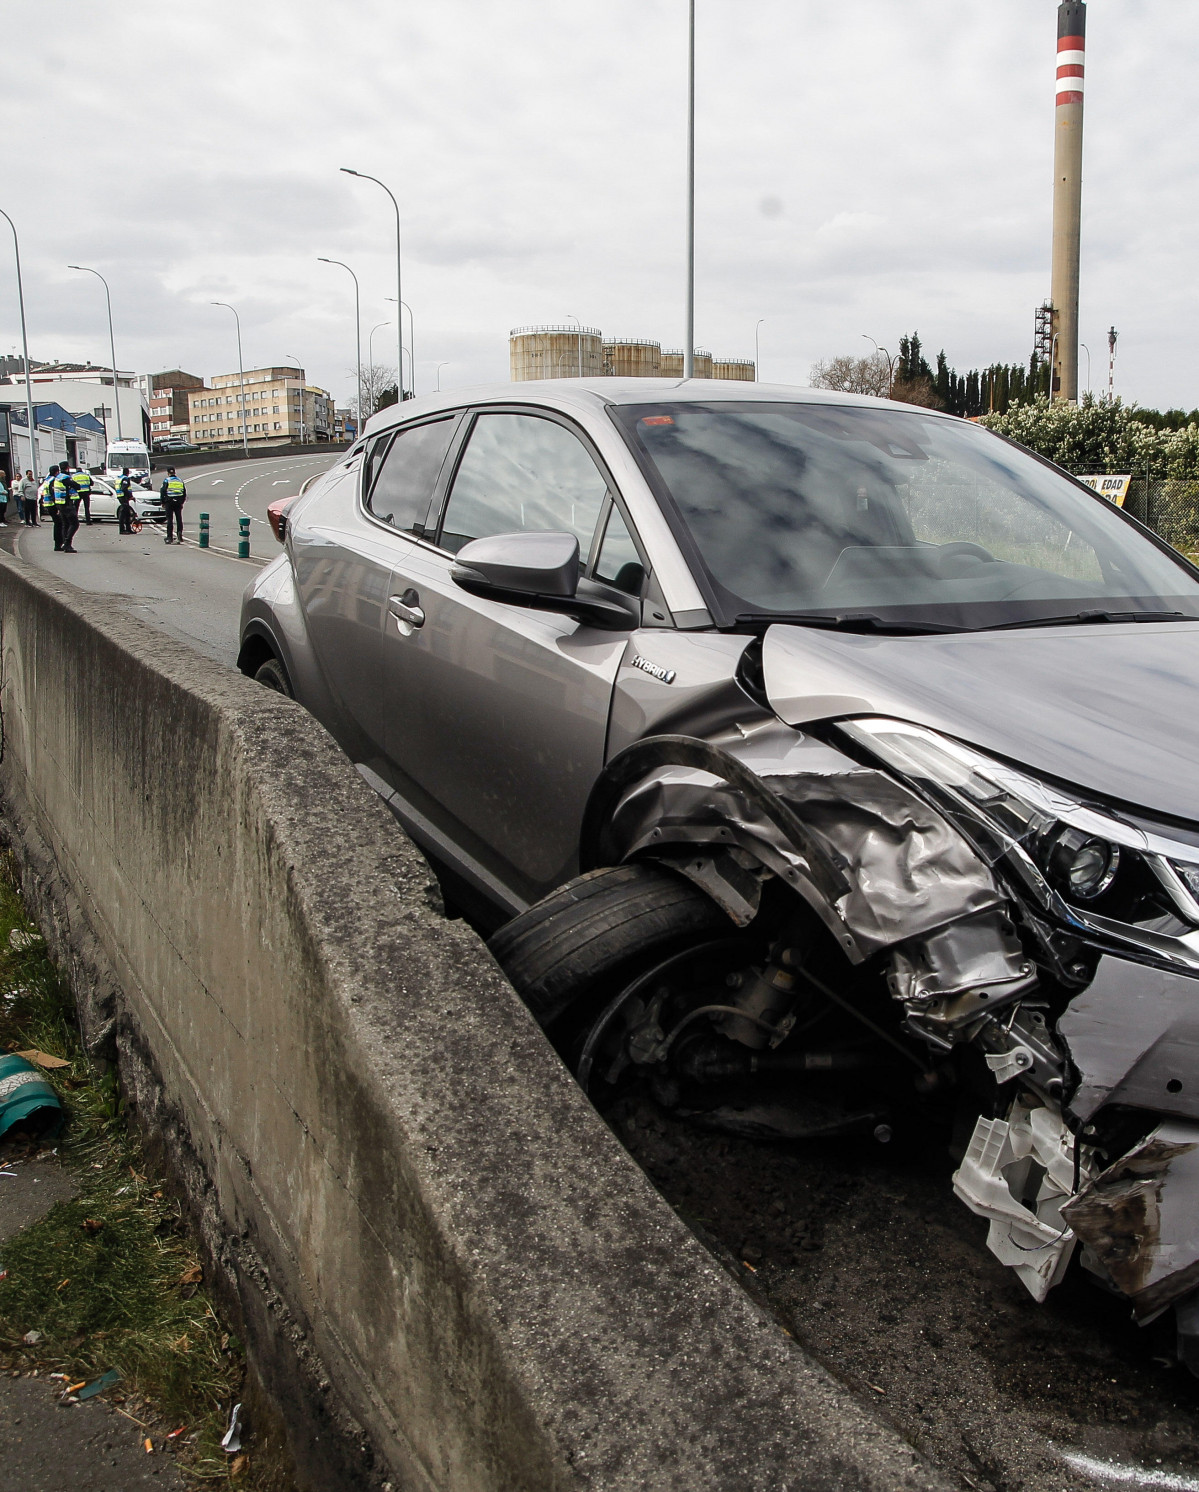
[1050,2,1086,402]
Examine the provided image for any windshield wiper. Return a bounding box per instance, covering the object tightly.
[977,609,1198,632]
[734,610,959,635]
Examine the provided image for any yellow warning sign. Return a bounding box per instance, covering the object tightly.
[1079,474,1132,506]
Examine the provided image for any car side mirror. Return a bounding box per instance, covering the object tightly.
[451,530,635,630]
[453,530,580,597]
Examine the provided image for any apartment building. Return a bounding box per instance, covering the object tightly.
[150,370,204,445]
[187,366,334,449]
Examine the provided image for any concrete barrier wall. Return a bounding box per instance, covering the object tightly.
[0,553,949,1492]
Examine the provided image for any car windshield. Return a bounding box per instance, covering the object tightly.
[108,453,146,470]
[614,400,1199,630]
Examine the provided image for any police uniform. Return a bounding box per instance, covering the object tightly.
[161,472,186,543]
[73,467,93,524]
[116,472,135,534]
[48,469,74,551]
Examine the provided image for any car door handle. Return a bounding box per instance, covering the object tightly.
[388,591,425,629]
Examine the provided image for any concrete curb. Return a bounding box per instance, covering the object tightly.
[0,551,950,1492]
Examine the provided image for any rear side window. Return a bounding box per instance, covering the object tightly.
[438,412,609,556]
[366,417,456,534]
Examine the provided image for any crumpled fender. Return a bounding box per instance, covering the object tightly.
[582,732,1006,962]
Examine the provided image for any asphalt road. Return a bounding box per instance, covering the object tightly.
[6,451,340,669]
[164,450,339,552]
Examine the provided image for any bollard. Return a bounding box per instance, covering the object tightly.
[238,515,250,559]
[199,513,210,549]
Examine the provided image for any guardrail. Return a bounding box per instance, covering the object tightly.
[0,555,948,1492]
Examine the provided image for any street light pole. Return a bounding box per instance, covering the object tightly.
[1080,342,1091,396]
[0,208,40,481]
[318,257,362,433]
[212,301,249,458]
[684,0,696,379]
[285,354,305,445]
[435,361,449,391]
[68,264,123,441]
[368,321,390,413]
[754,318,764,381]
[566,314,584,379]
[340,168,405,400]
[861,333,895,398]
[385,298,415,396]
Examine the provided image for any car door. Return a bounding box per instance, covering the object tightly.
[380,407,634,908]
[289,443,398,763]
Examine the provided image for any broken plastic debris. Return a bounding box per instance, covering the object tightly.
[21,1329,41,1345]
[7,929,42,951]
[76,1369,121,1400]
[952,1096,1087,1302]
[14,1051,70,1070]
[221,1402,243,1453]
[0,1054,65,1143]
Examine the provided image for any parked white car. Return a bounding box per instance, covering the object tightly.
[82,477,165,523]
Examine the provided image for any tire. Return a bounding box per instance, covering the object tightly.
[254,656,294,698]
[489,863,732,1030]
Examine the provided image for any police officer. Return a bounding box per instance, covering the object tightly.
[160,467,186,544]
[39,466,59,537]
[73,464,94,524]
[52,465,79,552]
[116,467,135,535]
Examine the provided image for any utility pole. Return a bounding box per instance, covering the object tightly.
[212,302,249,458]
[286,355,305,444]
[0,208,40,481]
[341,170,405,400]
[683,0,696,379]
[69,265,123,441]
[1050,1,1086,402]
[318,258,363,432]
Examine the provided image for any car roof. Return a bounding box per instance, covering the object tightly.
[360,378,958,440]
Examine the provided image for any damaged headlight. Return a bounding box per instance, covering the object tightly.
[837,718,1199,962]
[1045,828,1119,901]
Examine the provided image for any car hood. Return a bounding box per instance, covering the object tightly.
[761,620,1199,824]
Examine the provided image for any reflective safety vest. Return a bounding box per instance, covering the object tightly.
[117,477,132,499]
[164,477,184,499]
[51,473,73,503]
[39,477,54,502]
[73,471,92,494]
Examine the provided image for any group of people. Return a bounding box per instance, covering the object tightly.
[0,466,188,550]
[0,470,41,526]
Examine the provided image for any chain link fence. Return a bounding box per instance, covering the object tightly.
[1118,478,1199,563]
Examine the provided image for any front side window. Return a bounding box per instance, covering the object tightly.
[594,506,645,595]
[365,417,457,534]
[438,412,609,556]
[615,401,1199,630]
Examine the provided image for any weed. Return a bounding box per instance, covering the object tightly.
[0,853,282,1487]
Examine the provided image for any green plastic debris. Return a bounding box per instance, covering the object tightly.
[0,1054,64,1141]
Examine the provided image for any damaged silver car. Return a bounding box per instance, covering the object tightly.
[239,381,1199,1366]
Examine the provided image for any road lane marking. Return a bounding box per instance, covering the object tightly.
[1060,1450,1199,1489]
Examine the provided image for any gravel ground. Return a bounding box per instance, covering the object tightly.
[611,1094,1199,1492]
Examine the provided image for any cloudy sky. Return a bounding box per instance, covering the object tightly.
[3,1,1195,409]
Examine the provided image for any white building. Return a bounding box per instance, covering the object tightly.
[0,364,149,448]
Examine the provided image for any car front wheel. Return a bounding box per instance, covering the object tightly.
[253,657,293,698]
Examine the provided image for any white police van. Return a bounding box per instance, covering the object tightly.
[104,439,153,489]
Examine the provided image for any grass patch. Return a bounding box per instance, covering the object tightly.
[0,852,282,1487]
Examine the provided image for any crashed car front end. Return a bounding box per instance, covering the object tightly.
[593,703,1199,1362]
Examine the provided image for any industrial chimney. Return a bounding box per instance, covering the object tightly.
[1050,1,1086,402]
